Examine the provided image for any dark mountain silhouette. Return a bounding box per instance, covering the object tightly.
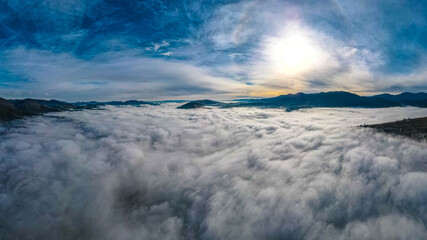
[0,98,98,121]
[73,100,156,106]
[0,98,61,121]
[0,98,157,121]
[245,91,400,108]
[178,91,401,110]
[3,91,427,121]
[9,99,62,114]
[372,92,427,107]
[177,100,224,109]
[0,98,24,121]
[10,99,74,110]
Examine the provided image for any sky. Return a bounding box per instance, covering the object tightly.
[0,0,427,101]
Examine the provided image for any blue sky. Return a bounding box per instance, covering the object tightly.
[1,0,426,101]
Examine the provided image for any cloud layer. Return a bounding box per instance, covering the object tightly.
[2,106,427,239]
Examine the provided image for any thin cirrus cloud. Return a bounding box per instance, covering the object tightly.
[0,0,426,100]
[2,106,427,239]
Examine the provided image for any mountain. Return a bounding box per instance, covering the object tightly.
[0,98,157,122]
[178,91,401,110]
[248,91,400,108]
[0,98,25,121]
[9,99,63,114]
[0,98,99,122]
[177,100,224,109]
[3,91,427,121]
[0,98,60,121]
[73,100,156,106]
[372,92,427,107]
[362,116,427,140]
[10,99,74,110]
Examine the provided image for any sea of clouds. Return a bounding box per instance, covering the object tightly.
[1,104,427,240]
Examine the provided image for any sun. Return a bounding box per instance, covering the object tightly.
[280,42,308,69]
[267,34,315,75]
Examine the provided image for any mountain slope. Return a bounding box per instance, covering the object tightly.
[253,91,401,108]
[0,98,24,121]
[177,100,224,109]
[1,98,80,121]
[372,92,427,107]
[73,100,155,106]
[178,91,401,110]
[362,116,427,140]
[1,98,156,121]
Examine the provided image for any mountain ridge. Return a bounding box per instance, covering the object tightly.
[371,92,427,107]
[177,91,421,110]
[3,91,427,122]
[0,98,155,121]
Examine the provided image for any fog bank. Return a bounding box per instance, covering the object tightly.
[1,105,427,239]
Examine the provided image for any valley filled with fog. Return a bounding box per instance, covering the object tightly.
[2,104,427,240]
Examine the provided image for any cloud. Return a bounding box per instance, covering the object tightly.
[1,0,427,98]
[189,0,427,96]
[0,47,247,101]
[2,106,427,239]
[145,40,171,53]
[236,21,380,95]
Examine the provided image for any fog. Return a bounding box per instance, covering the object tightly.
[2,105,427,240]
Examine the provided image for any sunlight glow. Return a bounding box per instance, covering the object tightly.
[251,24,336,95]
[276,38,308,69]
[269,35,314,74]
[263,25,328,78]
